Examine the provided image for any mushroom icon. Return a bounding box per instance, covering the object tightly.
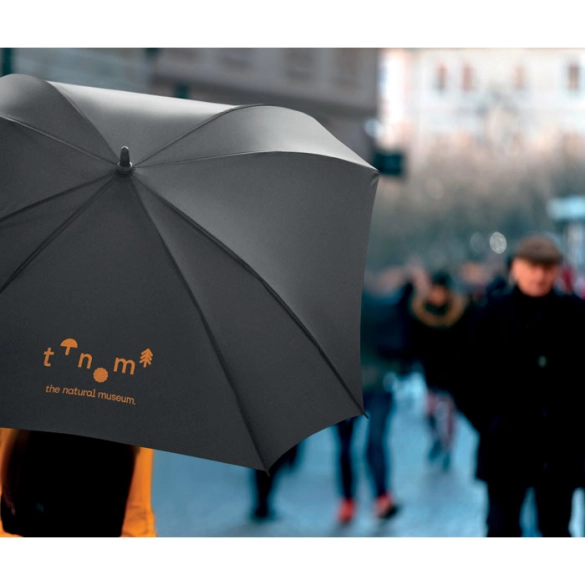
[60,338,78,356]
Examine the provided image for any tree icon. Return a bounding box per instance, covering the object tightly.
[140,349,153,368]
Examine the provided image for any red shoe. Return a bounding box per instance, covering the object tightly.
[337,498,356,524]
[375,493,400,520]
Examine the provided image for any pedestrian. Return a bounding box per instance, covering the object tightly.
[408,269,473,471]
[250,444,301,521]
[0,428,156,537]
[334,286,402,524]
[557,263,575,295]
[372,276,416,378]
[454,234,585,537]
[334,372,399,524]
[485,256,513,300]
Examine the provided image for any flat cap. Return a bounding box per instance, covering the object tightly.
[514,234,563,264]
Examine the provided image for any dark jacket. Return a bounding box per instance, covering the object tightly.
[0,429,156,537]
[454,285,585,484]
[408,292,473,392]
[361,283,415,383]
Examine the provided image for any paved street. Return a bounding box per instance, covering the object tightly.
[151,373,584,537]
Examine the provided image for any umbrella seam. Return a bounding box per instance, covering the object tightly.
[0,114,115,165]
[45,81,119,160]
[136,150,376,171]
[129,179,269,472]
[0,177,116,297]
[133,175,367,419]
[135,103,266,167]
[0,174,112,225]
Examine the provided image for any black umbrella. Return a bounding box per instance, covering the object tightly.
[0,74,378,471]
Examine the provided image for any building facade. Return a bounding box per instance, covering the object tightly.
[380,48,585,159]
[4,48,151,92]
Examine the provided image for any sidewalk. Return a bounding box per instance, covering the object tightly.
[151,372,583,537]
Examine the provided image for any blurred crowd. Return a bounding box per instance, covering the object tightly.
[251,232,585,538]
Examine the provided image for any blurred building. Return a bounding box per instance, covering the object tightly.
[3,48,150,92]
[375,48,410,177]
[380,48,585,159]
[147,48,380,160]
[378,48,411,151]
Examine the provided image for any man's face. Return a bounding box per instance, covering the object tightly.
[511,258,559,297]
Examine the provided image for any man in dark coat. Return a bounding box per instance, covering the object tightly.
[455,234,585,537]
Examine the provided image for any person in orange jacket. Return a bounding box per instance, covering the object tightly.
[0,427,156,537]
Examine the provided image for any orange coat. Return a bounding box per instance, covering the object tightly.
[0,428,156,537]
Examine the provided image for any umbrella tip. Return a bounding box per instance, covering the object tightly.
[116,146,133,175]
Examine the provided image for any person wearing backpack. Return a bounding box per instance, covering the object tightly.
[0,427,156,537]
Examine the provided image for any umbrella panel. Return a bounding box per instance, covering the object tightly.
[137,153,374,398]
[0,178,266,469]
[137,180,363,467]
[0,120,111,218]
[0,74,115,162]
[0,178,111,287]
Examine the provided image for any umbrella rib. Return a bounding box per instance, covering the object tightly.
[133,176,366,418]
[0,178,115,297]
[135,104,264,167]
[0,114,114,164]
[0,174,111,225]
[136,150,371,170]
[46,81,119,160]
[129,180,269,471]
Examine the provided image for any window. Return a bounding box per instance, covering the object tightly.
[219,48,255,69]
[435,63,448,92]
[462,63,474,91]
[562,132,582,153]
[285,49,315,79]
[334,49,359,87]
[164,48,202,61]
[433,133,450,149]
[513,65,526,91]
[455,131,472,148]
[509,132,524,152]
[567,61,580,92]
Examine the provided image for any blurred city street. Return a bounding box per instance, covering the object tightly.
[3,47,585,544]
[151,374,585,537]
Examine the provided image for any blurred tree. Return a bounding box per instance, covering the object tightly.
[365,142,564,272]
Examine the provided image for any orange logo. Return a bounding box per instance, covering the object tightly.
[114,358,136,376]
[60,338,78,355]
[43,338,153,384]
[140,349,153,368]
[93,368,109,383]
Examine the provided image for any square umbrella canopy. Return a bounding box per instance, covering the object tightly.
[0,74,378,471]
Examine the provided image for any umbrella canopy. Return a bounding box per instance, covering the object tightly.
[0,74,378,471]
